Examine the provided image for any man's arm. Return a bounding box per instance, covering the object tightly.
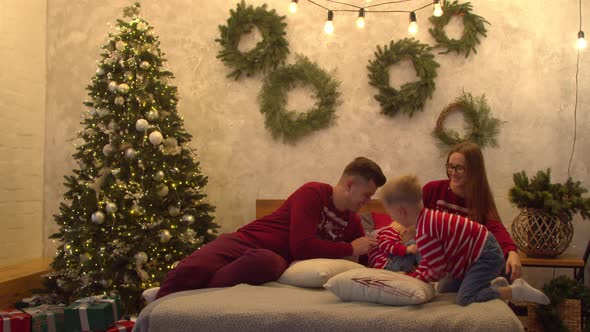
[289,187,353,260]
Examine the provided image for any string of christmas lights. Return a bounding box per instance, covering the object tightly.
[287,0,443,34]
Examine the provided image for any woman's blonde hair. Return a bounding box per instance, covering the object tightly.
[380,175,422,206]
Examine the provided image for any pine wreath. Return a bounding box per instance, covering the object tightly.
[433,91,503,150]
[258,54,341,144]
[216,0,289,80]
[429,1,490,57]
[367,38,439,117]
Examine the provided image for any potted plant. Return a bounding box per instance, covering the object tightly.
[508,168,590,257]
[527,275,590,332]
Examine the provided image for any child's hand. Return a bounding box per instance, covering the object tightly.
[406,244,418,254]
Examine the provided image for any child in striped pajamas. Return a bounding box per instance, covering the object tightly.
[379,175,550,306]
[367,221,419,272]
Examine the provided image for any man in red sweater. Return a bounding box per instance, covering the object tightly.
[156,157,386,299]
[380,175,549,306]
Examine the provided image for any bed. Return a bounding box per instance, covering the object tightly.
[134,199,524,332]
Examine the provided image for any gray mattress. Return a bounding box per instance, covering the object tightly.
[134,282,524,332]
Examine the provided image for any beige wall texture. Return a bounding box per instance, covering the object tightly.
[0,0,46,267]
[42,1,589,285]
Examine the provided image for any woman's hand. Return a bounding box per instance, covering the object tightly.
[505,251,522,281]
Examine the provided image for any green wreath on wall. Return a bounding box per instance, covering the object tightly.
[367,38,439,117]
[433,91,503,150]
[429,0,490,57]
[258,54,341,144]
[216,0,290,80]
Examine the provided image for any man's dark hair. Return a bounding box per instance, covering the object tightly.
[342,157,386,187]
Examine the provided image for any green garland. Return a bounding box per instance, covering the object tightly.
[428,1,490,57]
[258,54,341,144]
[535,276,590,332]
[433,91,503,150]
[216,1,289,80]
[367,38,439,117]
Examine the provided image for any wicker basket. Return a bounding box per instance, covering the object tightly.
[511,208,573,257]
[527,299,581,332]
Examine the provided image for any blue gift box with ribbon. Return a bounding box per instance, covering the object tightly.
[64,295,121,332]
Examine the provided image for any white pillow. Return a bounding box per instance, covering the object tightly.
[324,268,435,305]
[142,287,160,304]
[278,259,364,288]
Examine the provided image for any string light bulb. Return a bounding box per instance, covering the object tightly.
[408,12,418,35]
[356,8,366,29]
[289,0,298,14]
[324,10,335,34]
[433,0,443,17]
[577,30,587,49]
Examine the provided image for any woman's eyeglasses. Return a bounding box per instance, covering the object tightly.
[446,163,465,174]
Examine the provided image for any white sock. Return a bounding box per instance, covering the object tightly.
[510,279,550,305]
[490,276,509,290]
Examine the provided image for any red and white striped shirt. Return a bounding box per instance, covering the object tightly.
[409,208,488,283]
[368,227,407,269]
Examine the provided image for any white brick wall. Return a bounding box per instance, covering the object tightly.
[0,0,46,267]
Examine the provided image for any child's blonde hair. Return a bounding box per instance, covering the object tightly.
[380,175,422,206]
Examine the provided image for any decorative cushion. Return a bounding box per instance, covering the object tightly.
[277,259,364,288]
[360,212,393,235]
[142,287,160,304]
[324,268,435,305]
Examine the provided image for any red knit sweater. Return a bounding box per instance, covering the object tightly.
[409,208,488,282]
[238,182,365,262]
[422,179,518,257]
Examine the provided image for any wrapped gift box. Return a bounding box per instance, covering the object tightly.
[21,304,65,332]
[106,319,135,332]
[0,309,31,332]
[64,295,121,332]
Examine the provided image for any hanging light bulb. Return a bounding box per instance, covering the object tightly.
[433,0,443,17]
[324,10,335,34]
[578,30,587,49]
[356,8,366,29]
[408,12,418,35]
[289,0,298,14]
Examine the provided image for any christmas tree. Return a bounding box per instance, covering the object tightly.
[46,3,218,313]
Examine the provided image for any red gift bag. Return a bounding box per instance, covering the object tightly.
[0,309,31,332]
[106,319,135,332]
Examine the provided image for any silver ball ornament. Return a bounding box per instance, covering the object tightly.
[102,144,114,156]
[168,205,180,216]
[157,184,169,197]
[153,170,165,182]
[140,61,150,69]
[148,131,163,145]
[146,110,159,121]
[163,137,178,148]
[91,211,106,224]
[134,251,148,265]
[114,96,125,105]
[105,202,118,214]
[158,229,172,243]
[182,214,195,224]
[135,119,149,132]
[165,254,173,261]
[96,67,105,76]
[108,81,118,92]
[100,279,112,288]
[125,148,137,160]
[118,83,130,94]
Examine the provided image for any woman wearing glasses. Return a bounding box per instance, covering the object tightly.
[422,142,522,287]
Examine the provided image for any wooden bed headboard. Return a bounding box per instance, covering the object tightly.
[255,199,386,219]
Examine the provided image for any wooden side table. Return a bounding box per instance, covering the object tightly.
[519,251,585,282]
